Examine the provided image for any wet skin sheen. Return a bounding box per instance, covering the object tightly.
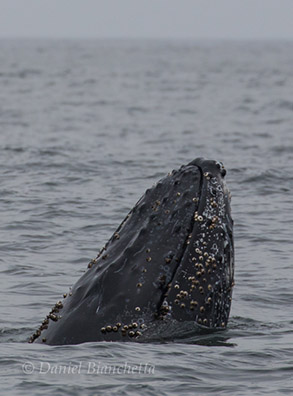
[30,158,234,345]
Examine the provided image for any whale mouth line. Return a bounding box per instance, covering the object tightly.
[156,163,205,314]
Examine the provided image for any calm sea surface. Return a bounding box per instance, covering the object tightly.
[0,39,292,395]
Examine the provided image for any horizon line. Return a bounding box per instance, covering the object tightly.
[1,35,293,42]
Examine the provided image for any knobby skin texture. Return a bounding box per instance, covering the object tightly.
[30,158,234,345]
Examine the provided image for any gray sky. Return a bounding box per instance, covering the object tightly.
[1,0,293,40]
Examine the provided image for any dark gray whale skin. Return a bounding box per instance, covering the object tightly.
[30,158,234,345]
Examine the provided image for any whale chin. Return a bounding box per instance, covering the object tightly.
[30,158,234,345]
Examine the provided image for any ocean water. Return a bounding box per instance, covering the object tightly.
[0,39,292,395]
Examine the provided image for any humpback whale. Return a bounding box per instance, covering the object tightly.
[30,158,234,345]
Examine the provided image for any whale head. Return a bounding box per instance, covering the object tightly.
[30,157,234,345]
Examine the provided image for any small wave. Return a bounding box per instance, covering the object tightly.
[2,146,25,153]
[277,100,293,111]
[0,69,42,79]
[0,327,32,343]
[241,168,293,184]
[265,118,285,125]
[254,132,272,138]
[271,145,293,154]
[127,106,148,114]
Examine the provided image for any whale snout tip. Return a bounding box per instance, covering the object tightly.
[188,157,227,178]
